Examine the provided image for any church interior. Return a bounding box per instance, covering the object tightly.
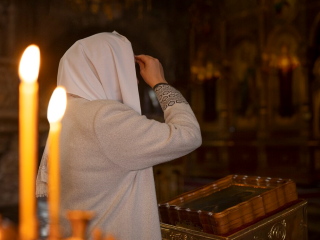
[1,0,320,239]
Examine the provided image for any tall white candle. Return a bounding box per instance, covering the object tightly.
[18,45,40,240]
[47,87,67,240]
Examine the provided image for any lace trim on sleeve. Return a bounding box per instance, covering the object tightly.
[154,84,188,111]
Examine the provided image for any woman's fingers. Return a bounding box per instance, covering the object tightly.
[135,58,145,70]
[135,55,156,63]
[134,54,167,88]
[159,62,165,80]
[135,55,155,71]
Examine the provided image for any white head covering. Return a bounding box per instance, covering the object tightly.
[58,31,141,113]
[36,31,141,197]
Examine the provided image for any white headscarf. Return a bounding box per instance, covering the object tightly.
[58,31,141,113]
[36,31,141,197]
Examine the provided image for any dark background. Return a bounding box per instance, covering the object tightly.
[0,0,320,239]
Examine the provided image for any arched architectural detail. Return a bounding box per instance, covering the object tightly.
[265,26,307,126]
[266,25,302,54]
[229,37,259,129]
[190,43,224,128]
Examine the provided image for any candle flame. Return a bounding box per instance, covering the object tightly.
[19,45,40,83]
[47,87,67,123]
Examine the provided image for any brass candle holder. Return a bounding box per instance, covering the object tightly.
[0,209,116,240]
[65,210,94,240]
[0,215,18,240]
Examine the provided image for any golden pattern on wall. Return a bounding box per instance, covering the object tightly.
[190,44,224,130]
[266,29,307,127]
[230,39,259,130]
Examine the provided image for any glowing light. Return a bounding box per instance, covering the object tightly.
[19,45,40,83]
[47,87,67,123]
[19,44,40,240]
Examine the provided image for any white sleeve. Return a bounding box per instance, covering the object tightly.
[94,84,202,170]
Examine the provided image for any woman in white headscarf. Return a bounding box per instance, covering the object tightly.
[36,31,201,240]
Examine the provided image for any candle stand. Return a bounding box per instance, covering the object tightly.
[0,210,111,240]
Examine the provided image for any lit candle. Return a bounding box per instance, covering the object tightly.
[18,45,40,240]
[47,87,67,240]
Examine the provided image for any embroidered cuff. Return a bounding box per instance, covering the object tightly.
[154,84,188,111]
[152,82,168,90]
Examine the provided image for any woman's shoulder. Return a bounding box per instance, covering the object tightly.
[69,98,123,106]
[68,98,133,115]
[64,98,135,126]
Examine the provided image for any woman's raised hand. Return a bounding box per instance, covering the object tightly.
[135,55,167,88]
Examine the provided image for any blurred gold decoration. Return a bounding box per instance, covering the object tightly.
[103,3,113,20]
[269,43,300,118]
[90,0,100,14]
[0,215,18,240]
[191,61,221,83]
[92,229,116,240]
[276,44,299,72]
[66,210,94,240]
[92,229,102,240]
[67,0,152,20]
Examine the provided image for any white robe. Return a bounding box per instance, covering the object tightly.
[53,85,201,240]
